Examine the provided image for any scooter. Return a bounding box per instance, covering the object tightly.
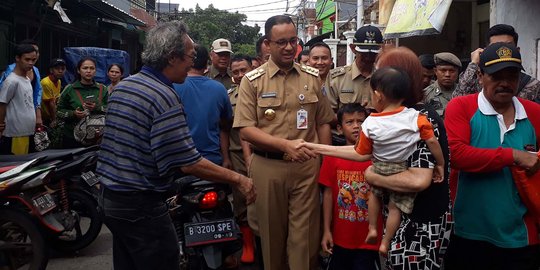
[0,147,102,253]
[168,175,242,270]
[0,158,54,270]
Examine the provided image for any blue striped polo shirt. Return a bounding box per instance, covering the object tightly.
[97,66,202,192]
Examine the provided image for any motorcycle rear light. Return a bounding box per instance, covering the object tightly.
[199,191,218,209]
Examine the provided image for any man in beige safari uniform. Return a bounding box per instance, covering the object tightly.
[208,38,234,89]
[233,15,333,270]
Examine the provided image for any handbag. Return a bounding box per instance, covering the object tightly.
[34,125,50,151]
[73,114,105,146]
[73,84,106,146]
[510,152,540,223]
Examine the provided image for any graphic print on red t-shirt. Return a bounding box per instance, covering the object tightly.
[337,169,370,221]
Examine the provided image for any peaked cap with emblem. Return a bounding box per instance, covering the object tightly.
[211,38,233,53]
[352,25,383,54]
[479,42,523,74]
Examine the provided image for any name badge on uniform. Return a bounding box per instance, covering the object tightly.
[297,109,308,129]
[261,92,277,98]
[341,89,354,93]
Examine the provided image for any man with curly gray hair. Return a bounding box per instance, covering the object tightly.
[97,21,256,270]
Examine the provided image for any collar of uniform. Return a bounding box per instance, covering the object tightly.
[267,58,300,78]
[351,63,369,80]
[478,91,527,120]
[228,85,238,96]
[141,65,173,87]
[72,80,98,89]
[434,81,457,94]
[209,65,232,78]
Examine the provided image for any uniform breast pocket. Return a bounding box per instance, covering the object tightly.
[257,95,282,124]
[298,92,319,106]
[338,89,355,104]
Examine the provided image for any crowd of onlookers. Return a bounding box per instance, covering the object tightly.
[2,19,540,270]
[0,41,127,153]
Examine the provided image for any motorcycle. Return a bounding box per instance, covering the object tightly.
[168,175,242,270]
[0,147,102,253]
[0,158,54,270]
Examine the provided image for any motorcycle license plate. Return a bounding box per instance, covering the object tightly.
[184,218,237,247]
[32,193,56,214]
[81,171,99,186]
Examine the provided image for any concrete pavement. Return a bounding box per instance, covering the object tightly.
[46,226,261,270]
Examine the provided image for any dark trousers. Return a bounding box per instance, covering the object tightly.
[100,187,180,270]
[329,245,380,270]
[445,234,540,270]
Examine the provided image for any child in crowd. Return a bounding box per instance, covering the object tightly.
[303,67,445,256]
[319,103,382,270]
[359,67,445,254]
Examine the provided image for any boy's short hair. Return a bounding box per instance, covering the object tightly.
[15,44,37,57]
[337,103,368,125]
[370,67,411,102]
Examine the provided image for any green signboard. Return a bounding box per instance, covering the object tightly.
[316,0,336,34]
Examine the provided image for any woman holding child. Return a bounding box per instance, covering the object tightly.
[305,46,452,270]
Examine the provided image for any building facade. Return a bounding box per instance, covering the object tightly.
[0,0,151,77]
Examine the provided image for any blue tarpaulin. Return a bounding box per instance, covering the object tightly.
[63,47,130,85]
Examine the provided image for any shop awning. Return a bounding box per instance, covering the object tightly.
[80,0,146,27]
[130,8,157,30]
[384,0,452,39]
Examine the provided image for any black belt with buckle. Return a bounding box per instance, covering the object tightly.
[253,150,292,161]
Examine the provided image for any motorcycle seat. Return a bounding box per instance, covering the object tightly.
[0,146,98,163]
[170,175,229,194]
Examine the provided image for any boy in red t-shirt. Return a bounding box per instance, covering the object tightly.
[319,103,382,270]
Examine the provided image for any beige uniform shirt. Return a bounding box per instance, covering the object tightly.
[207,65,233,90]
[423,81,456,117]
[228,85,243,152]
[325,64,372,111]
[233,59,334,144]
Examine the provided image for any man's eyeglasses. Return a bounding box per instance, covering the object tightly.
[184,53,197,62]
[268,37,299,48]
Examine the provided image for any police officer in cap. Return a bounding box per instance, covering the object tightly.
[325,25,382,145]
[423,52,462,117]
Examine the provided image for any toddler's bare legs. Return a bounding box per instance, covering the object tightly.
[380,201,401,256]
[365,192,380,245]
